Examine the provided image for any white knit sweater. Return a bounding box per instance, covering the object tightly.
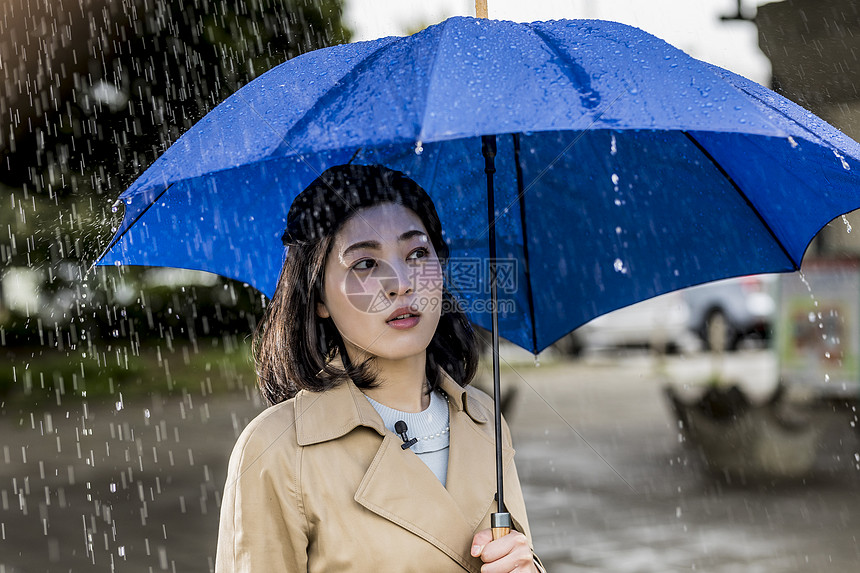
[364,390,450,486]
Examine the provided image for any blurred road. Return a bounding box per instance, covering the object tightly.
[1,349,859,572]
[499,348,860,572]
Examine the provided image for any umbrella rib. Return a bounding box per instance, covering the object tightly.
[274,37,402,151]
[527,24,606,113]
[700,65,834,148]
[90,183,174,271]
[512,133,539,354]
[466,90,626,252]
[417,18,451,143]
[684,132,799,270]
[231,88,392,244]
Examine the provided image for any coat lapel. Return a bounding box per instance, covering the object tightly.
[355,433,480,570]
[297,364,514,572]
[354,371,514,572]
[445,394,515,534]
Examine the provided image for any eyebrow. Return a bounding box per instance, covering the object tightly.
[342,229,428,258]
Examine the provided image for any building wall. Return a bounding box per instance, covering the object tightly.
[758,0,860,257]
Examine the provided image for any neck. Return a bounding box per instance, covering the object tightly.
[352,350,430,413]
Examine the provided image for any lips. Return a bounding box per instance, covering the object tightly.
[386,306,421,323]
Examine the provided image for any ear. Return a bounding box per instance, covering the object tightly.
[316,301,330,319]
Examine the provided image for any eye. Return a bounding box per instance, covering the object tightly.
[352,258,376,271]
[408,247,430,261]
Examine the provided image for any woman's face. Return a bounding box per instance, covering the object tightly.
[317,202,444,363]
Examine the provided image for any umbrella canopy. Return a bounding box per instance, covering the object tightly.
[98,15,860,354]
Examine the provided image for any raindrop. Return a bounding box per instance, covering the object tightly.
[414,141,424,155]
[788,136,798,148]
[610,134,617,156]
[842,215,852,233]
[613,259,627,274]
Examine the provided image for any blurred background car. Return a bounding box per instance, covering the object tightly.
[681,274,777,352]
[554,291,700,355]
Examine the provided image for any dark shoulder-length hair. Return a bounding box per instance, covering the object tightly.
[254,164,479,405]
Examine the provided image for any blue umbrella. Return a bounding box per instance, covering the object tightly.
[96,16,860,526]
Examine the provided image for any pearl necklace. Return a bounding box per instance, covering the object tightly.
[415,426,450,441]
[416,392,450,441]
[364,389,450,443]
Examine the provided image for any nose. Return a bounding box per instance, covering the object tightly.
[384,260,414,298]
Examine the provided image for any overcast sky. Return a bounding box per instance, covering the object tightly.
[343,0,772,85]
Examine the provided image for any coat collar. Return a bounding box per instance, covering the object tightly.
[294,361,487,446]
[293,359,509,572]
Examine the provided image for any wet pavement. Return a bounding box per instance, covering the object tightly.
[1,349,859,572]
[506,349,860,572]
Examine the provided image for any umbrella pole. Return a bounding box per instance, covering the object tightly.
[482,134,512,541]
[475,0,488,19]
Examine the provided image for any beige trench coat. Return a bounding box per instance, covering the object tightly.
[215,368,543,572]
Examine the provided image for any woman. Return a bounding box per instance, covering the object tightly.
[215,165,542,572]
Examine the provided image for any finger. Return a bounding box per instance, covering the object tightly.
[471,529,494,557]
[478,531,529,563]
[478,545,535,573]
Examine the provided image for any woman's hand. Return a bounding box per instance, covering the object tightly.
[470,529,538,573]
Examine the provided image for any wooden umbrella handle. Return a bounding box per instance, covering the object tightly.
[476,0,488,19]
[492,525,511,540]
